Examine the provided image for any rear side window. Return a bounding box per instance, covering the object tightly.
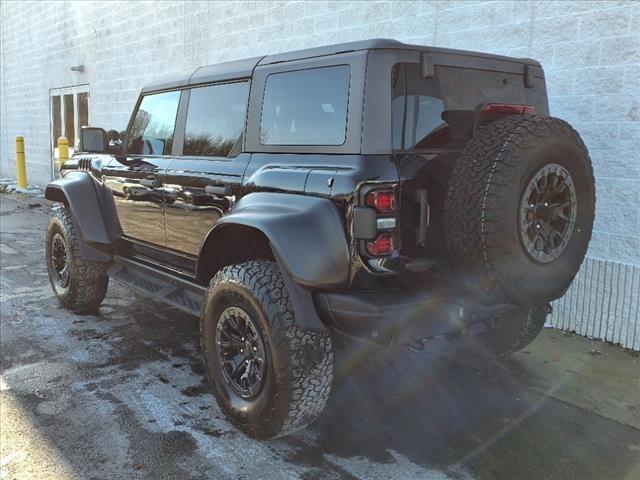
[260,65,350,146]
[183,82,248,157]
[127,91,180,155]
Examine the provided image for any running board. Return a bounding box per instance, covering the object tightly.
[108,255,205,316]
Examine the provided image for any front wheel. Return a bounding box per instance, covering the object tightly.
[200,260,333,438]
[45,206,109,313]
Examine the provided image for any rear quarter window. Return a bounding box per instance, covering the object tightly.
[260,65,350,146]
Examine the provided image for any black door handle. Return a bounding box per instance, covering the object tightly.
[205,185,233,196]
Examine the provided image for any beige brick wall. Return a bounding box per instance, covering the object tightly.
[1,1,638,345]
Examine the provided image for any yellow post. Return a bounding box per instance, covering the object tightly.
[15,136,27,188]
[58,136,69,167]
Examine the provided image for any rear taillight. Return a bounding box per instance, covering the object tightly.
[361,187,397,257]
[483,103,536,115]
[365,189,396,213]
[366,233,395,256]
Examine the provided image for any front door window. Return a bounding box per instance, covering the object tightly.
[126,91,181,156]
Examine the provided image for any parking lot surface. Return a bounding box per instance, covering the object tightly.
[1,193,639,480]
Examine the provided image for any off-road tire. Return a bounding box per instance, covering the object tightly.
[477,306,549,357]
[200,260,333,438]
[444,115,595,305]
[46,206,109,312]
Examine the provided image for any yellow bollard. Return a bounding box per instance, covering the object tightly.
[58,136,69,167]
[15,136,27,189]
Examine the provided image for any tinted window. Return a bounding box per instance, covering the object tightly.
[183,82,248,157]
[127,91,180,155]
[392,64,446,150]
[260,65,350,145]
[392,63,546,150]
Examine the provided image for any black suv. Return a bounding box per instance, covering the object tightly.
[45,39,595,438]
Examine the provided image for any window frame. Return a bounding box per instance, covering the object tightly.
[259,64,351,147]
[175,79,250,160]
[245,51,367,154]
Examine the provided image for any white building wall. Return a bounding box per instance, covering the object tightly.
[1,1,638,348]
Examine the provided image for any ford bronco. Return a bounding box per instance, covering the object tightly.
[45,39,595,438]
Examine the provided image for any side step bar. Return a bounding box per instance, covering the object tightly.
[108,255,205,316]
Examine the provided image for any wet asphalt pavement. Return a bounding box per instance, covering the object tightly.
[1,192,639,480]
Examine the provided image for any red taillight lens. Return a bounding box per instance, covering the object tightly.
[483,103,536,115]
[365,190,396,213]
[366,233,395,256]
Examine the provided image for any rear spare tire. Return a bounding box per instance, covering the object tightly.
[444,115,595,305]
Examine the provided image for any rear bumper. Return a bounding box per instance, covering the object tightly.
[314,288,520,345]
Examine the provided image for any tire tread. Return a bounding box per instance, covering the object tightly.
[47,206,109,312]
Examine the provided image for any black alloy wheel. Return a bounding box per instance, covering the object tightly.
[50,232,70,288]
[216,306,267,400]
[519,163,577,263]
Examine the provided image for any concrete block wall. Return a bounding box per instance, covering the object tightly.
[1,1,638,347]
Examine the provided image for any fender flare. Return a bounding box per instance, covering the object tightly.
[198,192,352,332]
[45,172,113,262]
[211,192,350,288]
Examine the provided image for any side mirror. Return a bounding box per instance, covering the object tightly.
[80,127,108,153]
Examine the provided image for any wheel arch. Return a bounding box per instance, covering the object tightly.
[197,222,328,333]
[196,223,274,285]
[197,192,350,289]
[45,172,114,262]
[195,192,351,332]
[45,185,69,206]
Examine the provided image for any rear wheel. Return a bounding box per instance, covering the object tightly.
[46,206,109,313]
[200,260,333,438]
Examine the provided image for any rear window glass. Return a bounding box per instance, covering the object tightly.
[183,82,248,157]
[260,65,350,146]
[127,91,180,155]
[392,63,545,150]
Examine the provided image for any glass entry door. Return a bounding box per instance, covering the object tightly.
[50,85,89,178]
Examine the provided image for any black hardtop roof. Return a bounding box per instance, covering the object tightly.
[141,38,541,93]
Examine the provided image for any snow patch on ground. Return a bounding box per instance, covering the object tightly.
[324,450,472,480]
